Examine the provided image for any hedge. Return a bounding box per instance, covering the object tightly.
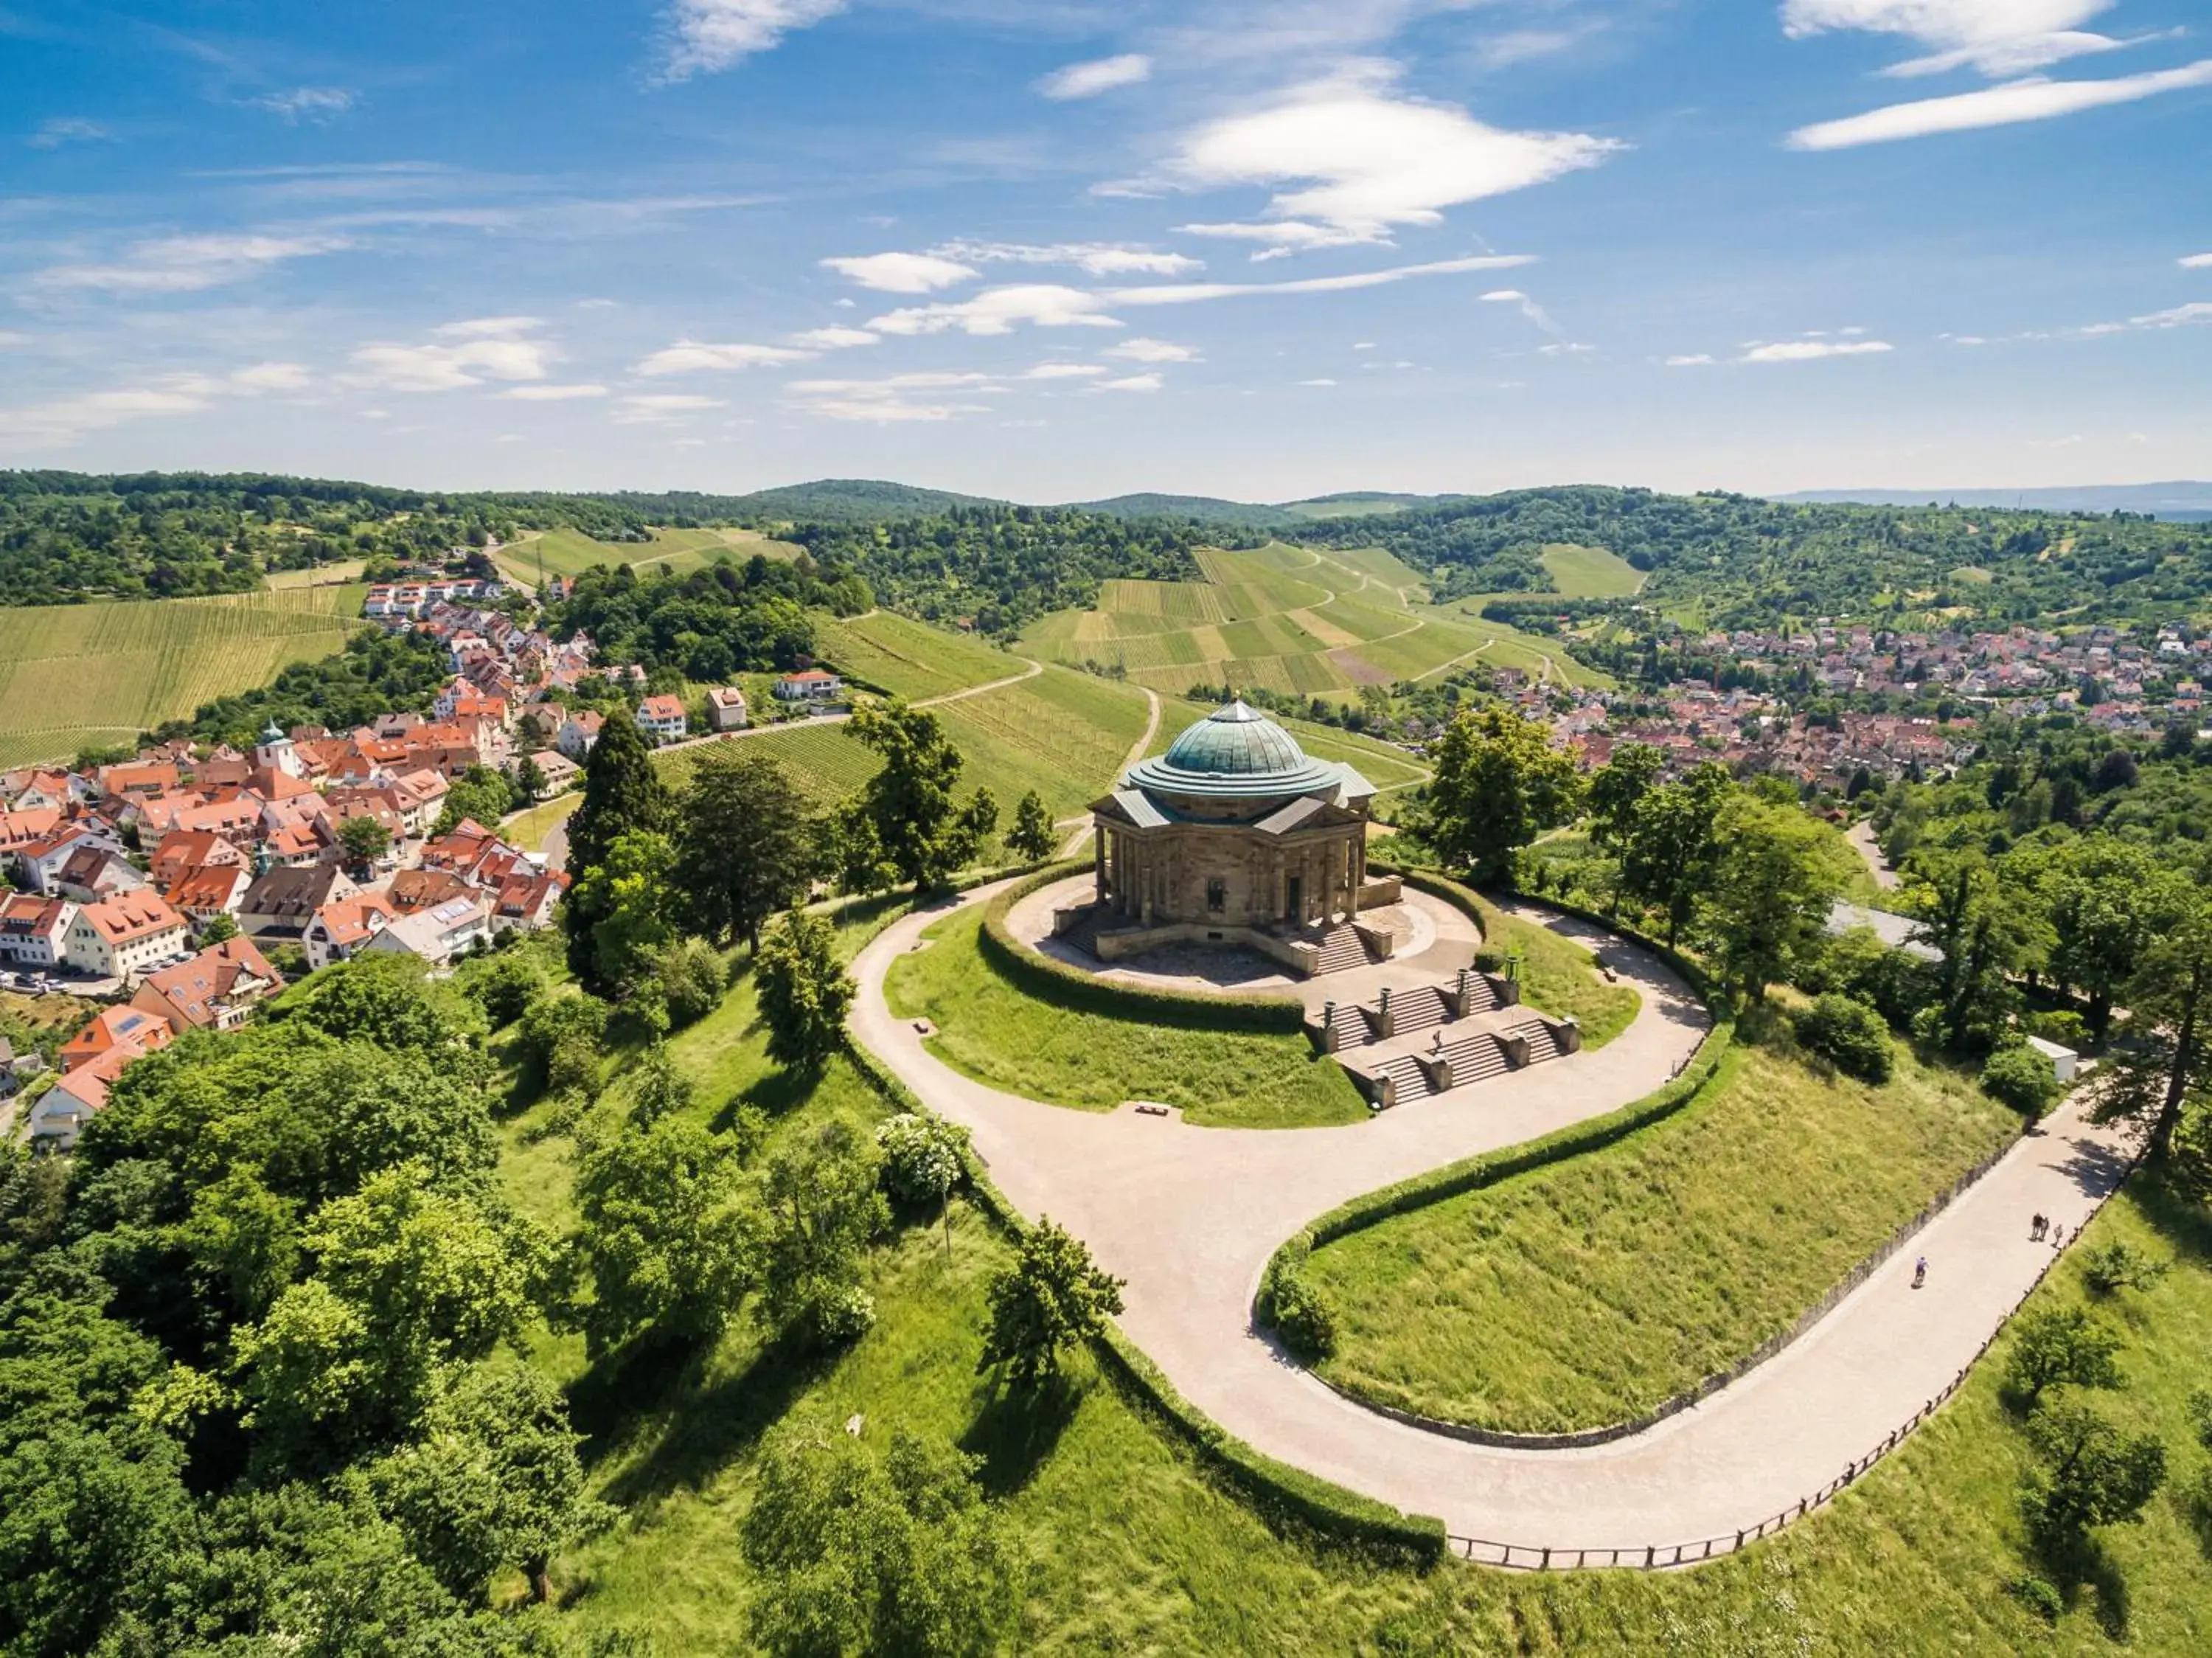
[975,861,1308,1033]
[841,1025,1447,1563]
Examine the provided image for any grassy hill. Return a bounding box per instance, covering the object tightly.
[0,585,366,769]
[1018,541,1608,699]
[493,525,798,587]
[1537,542,1645,599]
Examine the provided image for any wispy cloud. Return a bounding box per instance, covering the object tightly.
[1169,63,1619,256]
[0,361,310,447]
[789,325,879,348]
[496,383,610,401]
[1664,353,1717,367]
[615,392,726,423]
[1093,372,1164,393]
[936,240,1203,278]
[1738,338,1894,362]
[2183,252,2212,268]
[248,86,358,121]
[1023,363,1108,379]
[344,316,557,391]
[1037,54,1152,100]
[1781,0,2135,79]
[633,340,817,375]
[1788,58,2212,149]
[785,370,997,423]
[32,232,351,294]
[659,0,847,79]
[28,117,113,150]
[865,254,1532,336]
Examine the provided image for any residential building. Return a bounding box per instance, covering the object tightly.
[148,828,248,889]
[304,892,400,971]
[63,892,189,985]
[706,686,750,731]
[60,1004,175,1071]
[55,846,149,903]
[237,864,361,937]
[131,937,280,1033]
[29,1044,137,1147]
[363,894,493,965]
[635,694,688,743]
[774,668,843,702]
[556,710,604,759]
[0,893,74,965]
[164,862,252,928]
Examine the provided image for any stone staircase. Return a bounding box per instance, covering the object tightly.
[1370,1053,1436,1108]
[1512,1018,1563,1065]
[1439,1031,1513,1088]
[1324,1001,1374,1048]
[1315,968,1582,1111]
[1310,923,1377,976]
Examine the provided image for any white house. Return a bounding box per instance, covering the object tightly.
[635,694,688,743]
[302,893,400,971]
[774,668,843,702]
[0,892,75,965]
[63,892,189,985]
[363,894,493,966]
[556,711,604,760]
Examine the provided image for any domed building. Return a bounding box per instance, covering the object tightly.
[1079,699,1399,974]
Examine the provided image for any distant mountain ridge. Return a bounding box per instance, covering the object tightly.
[1776,482,2212,521]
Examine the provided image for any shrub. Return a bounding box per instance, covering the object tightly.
[648,936,727,1030]
[876,1111,968,1207]
[518,993,610,1101]
[2003,1305,2124,1407]
[1981,1042,2062,1115]
[462,951,545,1029]
[1269,1269,1340,1362]
[1792,993,1894,1083]
[2023,1008,2090,1050]
[2189,1386,2212,1450]
[1472,946,1509,974]
[2079,1238,2169,1297]
[2006,1573,2064,1623]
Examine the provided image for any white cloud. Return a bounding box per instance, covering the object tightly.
[345,318,558,391]
[1352,340,1377,350]
[615,392,727,424]
[2182,252,2212,268]
[33,232,350,294]
[938,240,1203,277]
[1481,286,1565,338]
[248,87,357,121]
[28,117,112,149]
[1298,377,1338,386]
[633,340,815,375]
[1788,58,2212,148]
[1780,0,2130,78]
[1739,339,1895,362]
[1170,64,1620,252]
[1095,372,1164,393]
[1023,363,1109,379]
[0,359,310,446]
[789,325,879,348]
[2086,300,2212,332]
[660,0,847,79]
[821,250,979,293]
[1107,337,1199,362]
[1037,54,1153,100]
[1665,353,1717,367]
[786,370,997,423]
[865,254,1532,336]
[869,283,1120,337]
[497,383,611,400]
[226,361,312,392]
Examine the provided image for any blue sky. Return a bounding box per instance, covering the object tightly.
[1,0,2206,501]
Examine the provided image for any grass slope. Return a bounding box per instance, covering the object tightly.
[815,610,1023,701]
[494,526,798,586]
[0,586,366,768]
[518,898,2212,1654]
[884,905,1368,1128]
[1020,542,1606,703]
[1303,1027,2020,1433]
[1537,542,1645,599]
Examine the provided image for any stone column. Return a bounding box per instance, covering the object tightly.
[1093,826,1106,903]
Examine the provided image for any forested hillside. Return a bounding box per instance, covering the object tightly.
[1284,486,2212,626]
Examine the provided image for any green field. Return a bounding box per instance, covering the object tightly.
[0,586,367,768]
[493,525,799,588]
[815,610,1027,701]
[1537,542,1645,599]
[1302,1027,2020,1434]
[885,905,1368,1128]
[1020,541,1606,703]
[512,899,2212,1653]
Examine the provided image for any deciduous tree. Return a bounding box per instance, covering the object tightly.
[838,701,998,892]
[569,1116,753,1355]
[1006,788,1057,864]
[978,1218,1124,1391]
[1419,705,1584,887]
[755,907,855,1072]
[1694,794,1848,1003]
[758,1117,888,1347]
[673,746,819,950]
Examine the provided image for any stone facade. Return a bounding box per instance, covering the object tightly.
[1081,699,1398,974]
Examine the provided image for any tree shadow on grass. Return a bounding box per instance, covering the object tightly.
[571,1325,838,1508]
[2130,1169,2212,1267]
[714,1059,823,1130]
[960,1374,1081,1499]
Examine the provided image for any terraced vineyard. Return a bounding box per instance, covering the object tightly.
[0,586,368,769]
[1020,541,1605,699]
[1537,542,1646,599]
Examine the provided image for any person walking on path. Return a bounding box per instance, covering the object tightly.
[1913,1255,1927,1289]
[2031,1213,2046,1241]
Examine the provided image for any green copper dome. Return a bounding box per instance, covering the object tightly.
[1124,699,1341,799]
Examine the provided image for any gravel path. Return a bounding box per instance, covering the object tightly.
[849,880,2132,1556]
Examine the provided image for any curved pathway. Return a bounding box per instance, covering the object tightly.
[849,882,2133,1555]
